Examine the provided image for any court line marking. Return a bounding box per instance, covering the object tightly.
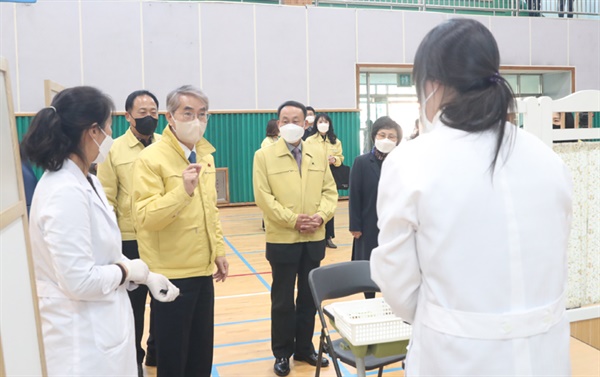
[215,317,270,327]
[224,236,272,291]
[215,291,270,300]
[228,271,271,278]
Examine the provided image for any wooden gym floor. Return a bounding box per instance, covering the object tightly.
[143,201,600,376]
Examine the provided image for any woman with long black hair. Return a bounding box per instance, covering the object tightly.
[371,19,572,376]
[305,113,344,248]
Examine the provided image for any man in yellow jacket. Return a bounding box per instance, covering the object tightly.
[97,89,161,375]
[131,85,228,377]
[253,100,338,377]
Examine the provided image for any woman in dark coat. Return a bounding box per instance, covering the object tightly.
[348,116,402,298]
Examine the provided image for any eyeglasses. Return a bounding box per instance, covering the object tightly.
[176,111,211,122]
[376,132,398,142]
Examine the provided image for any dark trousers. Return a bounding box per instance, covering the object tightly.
[527,0,541,16]
[559,0,573,17]
[146,299,156,360]
[325,216,335,239]
[154,276,214,377]
[269,244,321,358]
[122,240,149,365]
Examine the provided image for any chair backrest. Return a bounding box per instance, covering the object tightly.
[309,261,380,305]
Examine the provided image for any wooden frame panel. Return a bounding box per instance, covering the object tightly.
[0,57,47,376]
[43,79,64,107]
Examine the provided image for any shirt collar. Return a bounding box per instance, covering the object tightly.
[177,141,196,160]
[285,141,302,153]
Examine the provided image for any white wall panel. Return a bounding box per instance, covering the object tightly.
[403,11,447,64]
[308,7,356,109]
[531,18,569,66]
[200,3,255,110]
[356,9,404,64]
[1,3,599,112]
[491,16,530,66]
[14,1,80,112]
[255,5,307,110]
[81,1,141,111]
[570,19,599,91]
[142,1,201,110]
[0,4,19,110]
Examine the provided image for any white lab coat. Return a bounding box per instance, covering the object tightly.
[29,159,137,376]
[371,120,572,376]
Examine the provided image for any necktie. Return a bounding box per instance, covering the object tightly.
[292,147,302,175]
[188,151,196,163]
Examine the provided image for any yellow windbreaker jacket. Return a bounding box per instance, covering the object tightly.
[131,127,225,279]
[97,128,160,241]
[305,133,344,167]
[253,138,338,244]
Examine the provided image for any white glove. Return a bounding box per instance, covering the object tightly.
[119,259,150,284]
[145,272,180,302]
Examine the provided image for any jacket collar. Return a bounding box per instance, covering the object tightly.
[125,127,156,148]
[63,159,117,223]
[274,138,313,159]
[63,158,91,189]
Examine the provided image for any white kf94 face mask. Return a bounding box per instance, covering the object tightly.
[317,122,329,133]
[92,128,114,164]
[279,123,304,144]
[172,116,207,145]
[374,138,397,154]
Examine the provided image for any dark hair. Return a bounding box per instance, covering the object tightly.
[413,18,515,172]
[277,100,307,118]
[266,119,279,137]
[125,90,159,113]
[371,116,403,145]
[306,106,316,115]
[314,113,337,144]
[21,86,115,172]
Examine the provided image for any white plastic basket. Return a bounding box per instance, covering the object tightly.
[326,298,412,346]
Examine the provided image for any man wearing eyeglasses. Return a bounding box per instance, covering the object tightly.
[131,85,229,377]
[97,90,161,377]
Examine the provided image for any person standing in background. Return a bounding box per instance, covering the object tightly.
[97,90,161,375]
[559,0,573,18]
[132,85,229,377]
[20,147,38,216]
[253,100,338,376]
[348,116,401,298]
[305,113,343,249]
[371,19,572,376]
[302,106,316,140]
[261,118,280,148]
[22,86,178,377]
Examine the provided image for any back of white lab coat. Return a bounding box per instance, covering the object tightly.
[29,159,136,376]
[371,122,572,376]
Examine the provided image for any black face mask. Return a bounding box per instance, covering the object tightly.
[133,115,158,136]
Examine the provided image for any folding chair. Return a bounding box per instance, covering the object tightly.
[308,261,407,377]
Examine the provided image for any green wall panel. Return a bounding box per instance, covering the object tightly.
[15,111,361,204]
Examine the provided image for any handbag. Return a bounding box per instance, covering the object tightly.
[330,164,350,190]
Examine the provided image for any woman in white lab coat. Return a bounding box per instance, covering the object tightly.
[370,19,572,376]
[22,86,179,377]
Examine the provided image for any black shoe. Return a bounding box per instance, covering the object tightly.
[144,353,156,367]
[274,357,290,376]
[294,352,329,367]
[326,238,337,249]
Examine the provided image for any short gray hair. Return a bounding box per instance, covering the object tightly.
[166,85,209,114]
